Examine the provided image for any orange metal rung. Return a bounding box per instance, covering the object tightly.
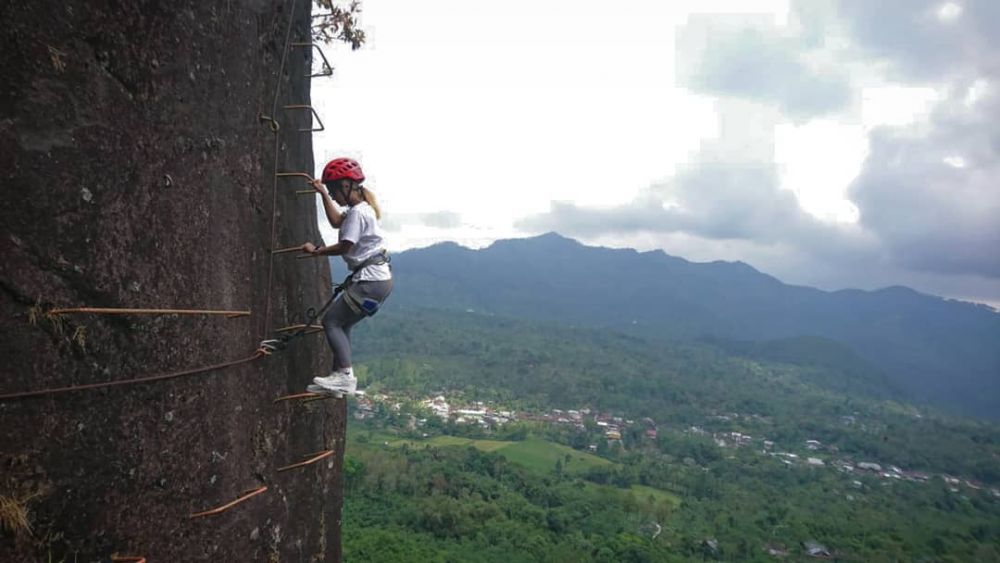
[271,246,306,255]
[276,172,315,182]
[274,324,323,333]
[273,391,324,403]
[189,486,267,519]
[277,449,334,472]
[49,307,250,318]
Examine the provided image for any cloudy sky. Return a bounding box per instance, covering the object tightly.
[312,0,1000,308]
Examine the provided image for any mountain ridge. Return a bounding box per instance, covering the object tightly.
[338,232,999,418]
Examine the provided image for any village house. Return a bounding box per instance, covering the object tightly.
[802,540,831,558]
[857,462,882,473]
[423,395,450,419]
[942,475,961,485]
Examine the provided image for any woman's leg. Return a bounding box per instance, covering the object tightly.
[322,296,365,371]
[320,279,394,371]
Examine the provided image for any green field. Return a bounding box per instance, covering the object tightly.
[497,437,613,474]
[382,435,680,511]
[629,484,681,507]
[387,435,613,475]
[389,435,511,452]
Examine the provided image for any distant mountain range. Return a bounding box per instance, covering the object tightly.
[337,232,1000,419]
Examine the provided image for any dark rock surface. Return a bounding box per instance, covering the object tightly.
[1,1,345,561]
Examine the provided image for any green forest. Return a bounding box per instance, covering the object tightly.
[328,306,1000,561]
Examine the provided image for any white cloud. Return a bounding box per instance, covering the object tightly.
[310,0,1000,305]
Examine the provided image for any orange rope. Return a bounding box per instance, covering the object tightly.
[189,486,268,518]
[0,351,265,401]
[49,307,250,318]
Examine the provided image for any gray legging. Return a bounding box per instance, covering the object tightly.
[322,279,393,370]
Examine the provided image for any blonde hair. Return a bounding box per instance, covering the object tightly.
[360,186,381,220]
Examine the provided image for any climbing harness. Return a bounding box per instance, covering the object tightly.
[259,248,390,351]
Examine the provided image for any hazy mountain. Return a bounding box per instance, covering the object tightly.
[337,232,1000,418]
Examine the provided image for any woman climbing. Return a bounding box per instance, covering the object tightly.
[300,157,392,395]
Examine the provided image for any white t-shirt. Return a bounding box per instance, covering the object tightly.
[339,201,391,281]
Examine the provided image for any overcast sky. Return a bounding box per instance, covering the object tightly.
[312,0,1000,309]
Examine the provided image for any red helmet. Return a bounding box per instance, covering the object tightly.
[322,157,365,183]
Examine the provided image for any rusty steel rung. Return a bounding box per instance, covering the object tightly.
[111,556,147,563]
[277,449,334,472]
[49,307,250,318]
[271,246,305,255]
[291,42,334,78]
[295,189,316,196]
[303,393,337,403]
[189,486,267,519]
[274,391,324,403]
[276,172,315,183]
[274,324,324,333]
[283,105,324,132]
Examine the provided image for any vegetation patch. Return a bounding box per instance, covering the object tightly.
[496,438,612,475]
[0,493,36,537]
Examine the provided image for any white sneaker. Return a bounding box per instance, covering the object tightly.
[312,368,357,394]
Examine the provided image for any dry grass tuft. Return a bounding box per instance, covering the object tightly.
[0,493,37,537]
[27,301,44,326]
[71,326,87,351]
[45,311,65,336]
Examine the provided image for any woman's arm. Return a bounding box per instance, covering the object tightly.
[301,240,354,256]
[312,179,344,228]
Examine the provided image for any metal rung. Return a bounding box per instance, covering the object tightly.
[274,391,324,403]
[277,449,334,472]
[291,42,334,78]
[48,307,250,318]
[274,324,324,333]
[276,172,315,182]
[271,246,305,255]
[189,486,267,519]
[283,105,324,132]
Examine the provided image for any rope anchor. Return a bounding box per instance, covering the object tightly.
[257,112,280,132]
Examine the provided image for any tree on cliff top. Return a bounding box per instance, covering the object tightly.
[314,0,366,49]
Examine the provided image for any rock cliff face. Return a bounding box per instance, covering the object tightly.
[1,1,345,561]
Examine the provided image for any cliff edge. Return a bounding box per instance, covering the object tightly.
[1,1,345,560]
